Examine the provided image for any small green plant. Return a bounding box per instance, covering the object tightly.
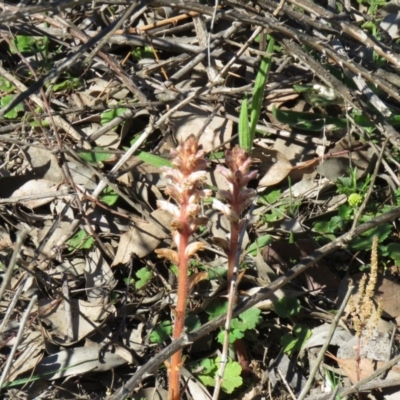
[99,186,119,206]
[10,35,49,54]
[134,266,152,290]
[239,35,275,151]
[131,46,154,60]
[325,368,342,400]
[100,107,128,126]
[149,320,172,344]
[336,167,371,203]
[274,296,302,319]
[206,300,262,344]
[67,230,95,251]
[0,95,24,119]
[281,324,312,355]
[196,357,243,394]
[51,76,81,92]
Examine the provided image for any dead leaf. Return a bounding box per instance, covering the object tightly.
[3,331,43,383]
[32,342,133,380]
[327,352,400,384]
[84,248,117,304]
[39,298,115,345]
[112,209,171,264]
[263,239,340,292]
[171,105,232,152]
[11,179,61,208]
[253,148,293,187]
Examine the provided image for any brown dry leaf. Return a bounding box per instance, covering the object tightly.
[171,105,232,152]
[81,122,119,148]
[84,248,117,304]
[327,352,400,384]
[112,209,171,264]
[0,226,12,252]
[30,218,79,259]
[317,137,376,182]
[263,239,340,291]
[67,161,97,190]
[32,342,134,380]
[130,388,169,400]
[4,330,43,383]
[253,148,293,187]
[38,298,115,345]
[10,179,62,209]
[26,146,64,183]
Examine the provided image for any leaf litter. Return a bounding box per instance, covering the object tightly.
[1,1,400,399]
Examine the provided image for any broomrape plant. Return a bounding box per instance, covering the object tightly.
[156,136,258,399]
[155,135,212,400]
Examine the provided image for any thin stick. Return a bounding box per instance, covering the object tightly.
[351,137,389,230]
[297,285,355,400]
[0,294,37,389]
[212,202,256,400]
[0,231,27,301]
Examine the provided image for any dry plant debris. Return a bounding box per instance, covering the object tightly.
[1,0,400,399]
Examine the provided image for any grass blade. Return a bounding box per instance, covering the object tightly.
[248,36,275,149]
[238,97,250,150]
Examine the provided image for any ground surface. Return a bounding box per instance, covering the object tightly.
[1,0,400,399]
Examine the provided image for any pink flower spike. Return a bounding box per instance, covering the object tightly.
[162,168,185,184]
[157,200,181,218]
[185,241,205,258]
[185,170,208,186]
[239,188,256,203]
[212,198,231,215]
[216,165,235,182]
[217,189,234,203]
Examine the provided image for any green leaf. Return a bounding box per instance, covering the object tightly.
[149,320,172,344]
[218,308,261,344]
[248,36,275,146]
[338,204,353,220]
[274,297,302,318]
[264,189,282,204]
[136,152,172,168]
[217,327,244,344]
[281,324,312,355]
[247,235,272,255]
[206,266,227,280]
[220,359,243,394]
[99,186,119,206]
[67,230,95,251]
[236,308,262,330]
[200,358,217,375]
[78,148,114,164]
[272,106,347,131]
[135,267,152,289]
[10,35,48,53]
[185,314,201,332]
[100,107,128,126]
[197,358,243,394]
[350,223,392,251]
[52,77,81,92]
[206,299,228,319]
[387,243,400,266]
[131,46,154,60]
[238,97,250,150]
[1,95,24,119]
[0,77,14,92]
